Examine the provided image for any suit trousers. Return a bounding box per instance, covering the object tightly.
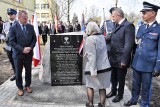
[13,54,32,89]
[6,50,15,74]
[111,67,127,96]
[131,69,152,107]
[42,35,47,45]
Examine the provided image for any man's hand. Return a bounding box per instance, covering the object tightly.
[23,47,31,54]
[120,63,126,68]
[152,70,160,77]
[26,47,32,52]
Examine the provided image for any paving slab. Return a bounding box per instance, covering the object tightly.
[0,66,139,107]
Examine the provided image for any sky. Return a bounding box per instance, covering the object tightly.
[68,0,160,22]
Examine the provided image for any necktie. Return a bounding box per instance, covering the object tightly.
[116,23,119,28]
[146,24,149,29]
[22,25,25,31]
[22,25,27,38]
[10,23,12,26]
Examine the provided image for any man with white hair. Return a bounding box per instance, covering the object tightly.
[106,8,135,102]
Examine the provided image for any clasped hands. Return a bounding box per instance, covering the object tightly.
[23,47,32,54]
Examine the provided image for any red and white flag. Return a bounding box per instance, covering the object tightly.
[31,14,41,67]
[79,39,84,57]
[100,8,106,36]
[54,14,58,33]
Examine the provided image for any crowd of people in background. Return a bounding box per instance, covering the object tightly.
[37,20,81,45]
[0,16,82,45]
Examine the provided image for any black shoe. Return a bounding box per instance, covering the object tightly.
[98,103,105,107]
[112,95,123,102]
[86,103,94,107]
[124,100,137,106]
[10,75,16,81]
[106,91,117,98]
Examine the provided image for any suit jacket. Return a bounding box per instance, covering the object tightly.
[84,34,111,76]
[9,21,37,58]
[110,19,135,68]
[132,21,160,72]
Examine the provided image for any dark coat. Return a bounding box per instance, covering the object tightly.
[58,25,65,33]
[42,25,49,35]
[0,21,3,34]
[9,22,37,58]
[38,25,42,35]
[110,19,135,68]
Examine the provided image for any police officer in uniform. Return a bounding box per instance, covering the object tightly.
[3,8,17,81]
[124,2,160,107]
[100,7,117,56]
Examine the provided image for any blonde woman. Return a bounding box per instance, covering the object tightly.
[84,21,111,107]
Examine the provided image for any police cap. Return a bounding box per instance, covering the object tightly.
[140,1,160,12]
[7,8,17,15]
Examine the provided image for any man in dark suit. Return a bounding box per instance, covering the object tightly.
[9,10,37,96]
[124,2,160,107]
[58,21,65,33]
[106,8,135,102]
[41,22,48,45]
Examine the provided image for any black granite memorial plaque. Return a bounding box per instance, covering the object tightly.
[50,34,83,86]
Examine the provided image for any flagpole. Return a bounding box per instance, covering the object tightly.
[103,8,105,20]
[115,0,118,7]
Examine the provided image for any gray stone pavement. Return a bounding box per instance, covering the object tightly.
[0,66,139,107]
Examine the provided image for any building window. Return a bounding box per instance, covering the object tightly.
[36,13,40,18]
[41,4,49,9]
[15,0,22,3]
[35,4,40,9]
[41,13,49,18]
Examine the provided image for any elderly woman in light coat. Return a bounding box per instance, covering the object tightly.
[84,21,111,107]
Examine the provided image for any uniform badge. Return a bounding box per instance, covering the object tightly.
[135,38,142,45]
[149,32,158,36]
[152,24,156,27]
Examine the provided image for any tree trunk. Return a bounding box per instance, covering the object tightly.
[67,0,70,24]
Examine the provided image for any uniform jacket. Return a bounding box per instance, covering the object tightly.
[3,20,17,51]
[9,21,37,58]
[110,19,135,68]
[84,34,111,76]
[132,21,160,72]
[100,20,115,52]
[100,20,115,35]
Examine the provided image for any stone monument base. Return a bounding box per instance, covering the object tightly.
[15,74,100,104]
